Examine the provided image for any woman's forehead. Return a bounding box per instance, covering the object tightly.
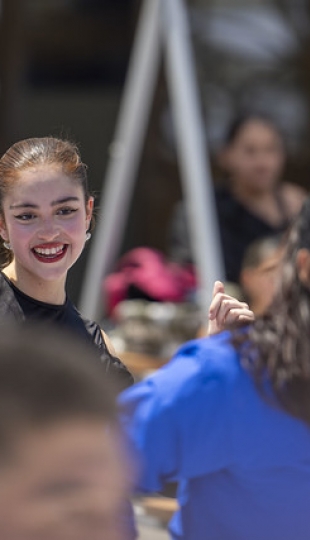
[234,119,282,143]
[16,164,68,183]
[5,167,83,201]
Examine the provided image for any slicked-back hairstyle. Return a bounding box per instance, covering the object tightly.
[0,322,117,459]
[234,197,310,424]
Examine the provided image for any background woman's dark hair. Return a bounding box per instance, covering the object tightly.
[234,197,310,424]
[224,112,285,146]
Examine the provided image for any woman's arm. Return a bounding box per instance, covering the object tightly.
[101,329,117,355]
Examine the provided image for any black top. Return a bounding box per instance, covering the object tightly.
[215,188,290,282]
[168,187,291,283]
[0,272,134,391]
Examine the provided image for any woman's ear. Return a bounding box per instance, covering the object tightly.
[296,248,310,286]
[85,196,94,229]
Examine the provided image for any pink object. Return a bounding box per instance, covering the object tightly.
[103,247,197,316]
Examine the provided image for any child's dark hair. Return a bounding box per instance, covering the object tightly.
[0,323,117,459]
[241,235,283,270]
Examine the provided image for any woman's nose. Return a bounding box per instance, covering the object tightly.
[37,219,60,240]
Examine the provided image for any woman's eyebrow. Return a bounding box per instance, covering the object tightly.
[51,196,80,206]
[9,197,80,210]
[9,202,37,209]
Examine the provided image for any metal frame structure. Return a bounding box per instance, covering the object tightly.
[79,0,224,321]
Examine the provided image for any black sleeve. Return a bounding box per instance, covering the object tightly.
[83,318,135,392]
[103,352,135,392]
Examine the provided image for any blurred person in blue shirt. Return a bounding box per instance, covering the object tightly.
[120,197,310,540]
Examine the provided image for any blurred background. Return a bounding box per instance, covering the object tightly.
[2,2,310,538]
[1,0,310,305]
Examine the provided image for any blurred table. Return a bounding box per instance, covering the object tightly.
[119,350,169,379]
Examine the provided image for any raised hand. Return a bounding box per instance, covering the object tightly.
[207,281,255,336]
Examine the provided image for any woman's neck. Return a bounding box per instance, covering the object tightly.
[2,264,66,305]
[230,181,286,228]
[231,181,271,204]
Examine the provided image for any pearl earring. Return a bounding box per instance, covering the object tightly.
[85,232,91,242]
[3,241,11,250]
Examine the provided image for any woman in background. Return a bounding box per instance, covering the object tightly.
[169,113,307,283]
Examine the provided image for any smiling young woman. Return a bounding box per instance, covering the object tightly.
[0,137,133,392]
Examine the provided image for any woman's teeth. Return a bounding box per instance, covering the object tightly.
[34,245,64,256]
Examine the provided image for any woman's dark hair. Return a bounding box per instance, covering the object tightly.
[234,197,310,424]
[224,112,285,146]
[0,323,117,459]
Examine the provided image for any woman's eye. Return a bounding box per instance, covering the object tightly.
[15,213,36,221]
[57,207,78,216]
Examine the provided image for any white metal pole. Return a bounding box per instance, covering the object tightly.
[79,0,162,321]
[163,0,225,314]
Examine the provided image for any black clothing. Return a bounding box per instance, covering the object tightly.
[215,188,290,282]
[0,272,134,391]
[168,188,290,283]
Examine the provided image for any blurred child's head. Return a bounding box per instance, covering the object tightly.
[0,324,130,540]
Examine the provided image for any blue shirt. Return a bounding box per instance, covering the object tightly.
[119,331,310,539]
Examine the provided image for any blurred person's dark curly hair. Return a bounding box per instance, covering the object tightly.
[234,197,310,424]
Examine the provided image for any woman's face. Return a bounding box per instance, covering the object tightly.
[221,120,286,193]
[0,165,93,289]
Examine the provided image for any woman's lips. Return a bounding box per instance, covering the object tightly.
[32,244,68,263]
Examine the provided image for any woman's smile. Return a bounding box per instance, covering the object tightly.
[32,243,68,263]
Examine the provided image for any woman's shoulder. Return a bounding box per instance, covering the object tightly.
[138,332,242,403]
[80,316,116,355]
[214,185,248,219]
[119,332,243,464]
[80,314,134,390]
[63,301,133,389]
[174,332,241,378]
